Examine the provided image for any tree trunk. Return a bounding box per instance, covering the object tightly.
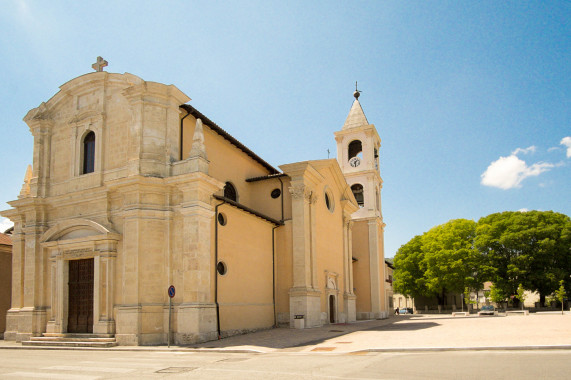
[539,294,546,308]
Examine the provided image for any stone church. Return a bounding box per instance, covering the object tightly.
[1,59,388,346]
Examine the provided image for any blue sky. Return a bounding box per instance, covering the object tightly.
[1,1,569,257]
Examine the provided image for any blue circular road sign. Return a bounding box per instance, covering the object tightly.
[168,285,175,298]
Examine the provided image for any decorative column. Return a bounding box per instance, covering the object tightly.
[287,181,321,328]
[93,240,117,334]
[343,215,356,323]
[2,215,24,341]
[46,249,65,334]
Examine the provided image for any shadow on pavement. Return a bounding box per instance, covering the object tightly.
[188,318,402,351]
[366,321,439,331]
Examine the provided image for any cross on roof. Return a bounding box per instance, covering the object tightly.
[92,56,108,72]
[354,81,362,99]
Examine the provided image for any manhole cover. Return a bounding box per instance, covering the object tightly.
[156,367,197,373]
[311,347,336,352]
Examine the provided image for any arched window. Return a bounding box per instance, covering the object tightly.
[351,184,364,207]
[224,182,238,202]
[82,131,95,174]
[348,140,362,160]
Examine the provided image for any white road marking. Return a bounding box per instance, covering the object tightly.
[43,365,134,373]
[4,372,100,379]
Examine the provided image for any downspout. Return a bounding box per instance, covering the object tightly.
[272,225,279,327]
[214,199,227,339]
[180,108,191,160]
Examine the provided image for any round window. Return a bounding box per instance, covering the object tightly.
[271,188,281,198]
[324,188,335,213]
[217,213,227,226]
[217,261,227,275]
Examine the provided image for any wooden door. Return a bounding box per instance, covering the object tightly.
[68,258,94,333]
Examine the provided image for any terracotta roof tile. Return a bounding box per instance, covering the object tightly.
[0,233,12,246]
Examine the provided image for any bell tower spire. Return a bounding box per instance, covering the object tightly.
[334,85,387,320]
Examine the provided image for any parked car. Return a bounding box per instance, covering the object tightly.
[399,307,413,314]
[478,305,497,316]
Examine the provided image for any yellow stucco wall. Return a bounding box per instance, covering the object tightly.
[181,116,284,218]
[313,175,347,315]
[216,204,275,333]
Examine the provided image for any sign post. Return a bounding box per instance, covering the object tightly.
[168,285,175,348]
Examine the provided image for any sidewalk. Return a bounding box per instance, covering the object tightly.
[1,313,570,354]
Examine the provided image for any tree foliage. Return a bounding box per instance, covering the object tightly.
[393,219,478,304]
[475,211,571,305]
[393,211,571,306]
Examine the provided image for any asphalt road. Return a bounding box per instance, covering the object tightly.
[0,348,570,379]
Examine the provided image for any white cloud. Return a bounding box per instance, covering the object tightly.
[481,154,555,190]
[0,218,14,233]
[561,137,571,158]
[518,208,529,212]
[512,146,536,155]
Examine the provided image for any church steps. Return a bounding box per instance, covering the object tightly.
[23,334,117,348]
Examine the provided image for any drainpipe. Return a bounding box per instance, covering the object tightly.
[180,109,191,160]
[214,199,226,339]
[272,224,279,328]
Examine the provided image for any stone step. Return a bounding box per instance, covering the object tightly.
[22,333,117,348]
[22,340,117,348]
[41,333,115,339]
[29,336,116,343]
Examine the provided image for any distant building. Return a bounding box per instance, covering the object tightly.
[0,231,12,339]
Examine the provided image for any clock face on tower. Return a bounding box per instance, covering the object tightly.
[349,157,361,168]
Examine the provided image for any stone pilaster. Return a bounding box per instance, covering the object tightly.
[343,216,356,322]
[93,241,117,334]
[3,216,24,341]
[24,115,53,198]
[167,172,223,344]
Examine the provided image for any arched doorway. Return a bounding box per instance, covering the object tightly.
[329,295,336,323]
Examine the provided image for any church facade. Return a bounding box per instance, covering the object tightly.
[1,65,388,345]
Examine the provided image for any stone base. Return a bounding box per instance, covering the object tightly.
[3,309,21,341]
[93,319,116,334]
[115,305,141,345]
[174,303,218,345]
[344,294,356,323]
[289,287,322,328]
[115,333,139,346]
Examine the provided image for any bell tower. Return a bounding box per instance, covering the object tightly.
[334,85,387,319]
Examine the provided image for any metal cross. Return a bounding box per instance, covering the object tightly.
[354,81,362,99]
[92,56,108,72]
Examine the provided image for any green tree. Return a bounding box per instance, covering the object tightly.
[463,286,476,311]
[554,280,566,315]
[489,284,506,306]
[393,235,426,299]
[421,219,478,305]
[475,211,571,306]
[516,284,527,310]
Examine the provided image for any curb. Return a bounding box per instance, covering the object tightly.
[359,345,571,353]
[1,343,570,354]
